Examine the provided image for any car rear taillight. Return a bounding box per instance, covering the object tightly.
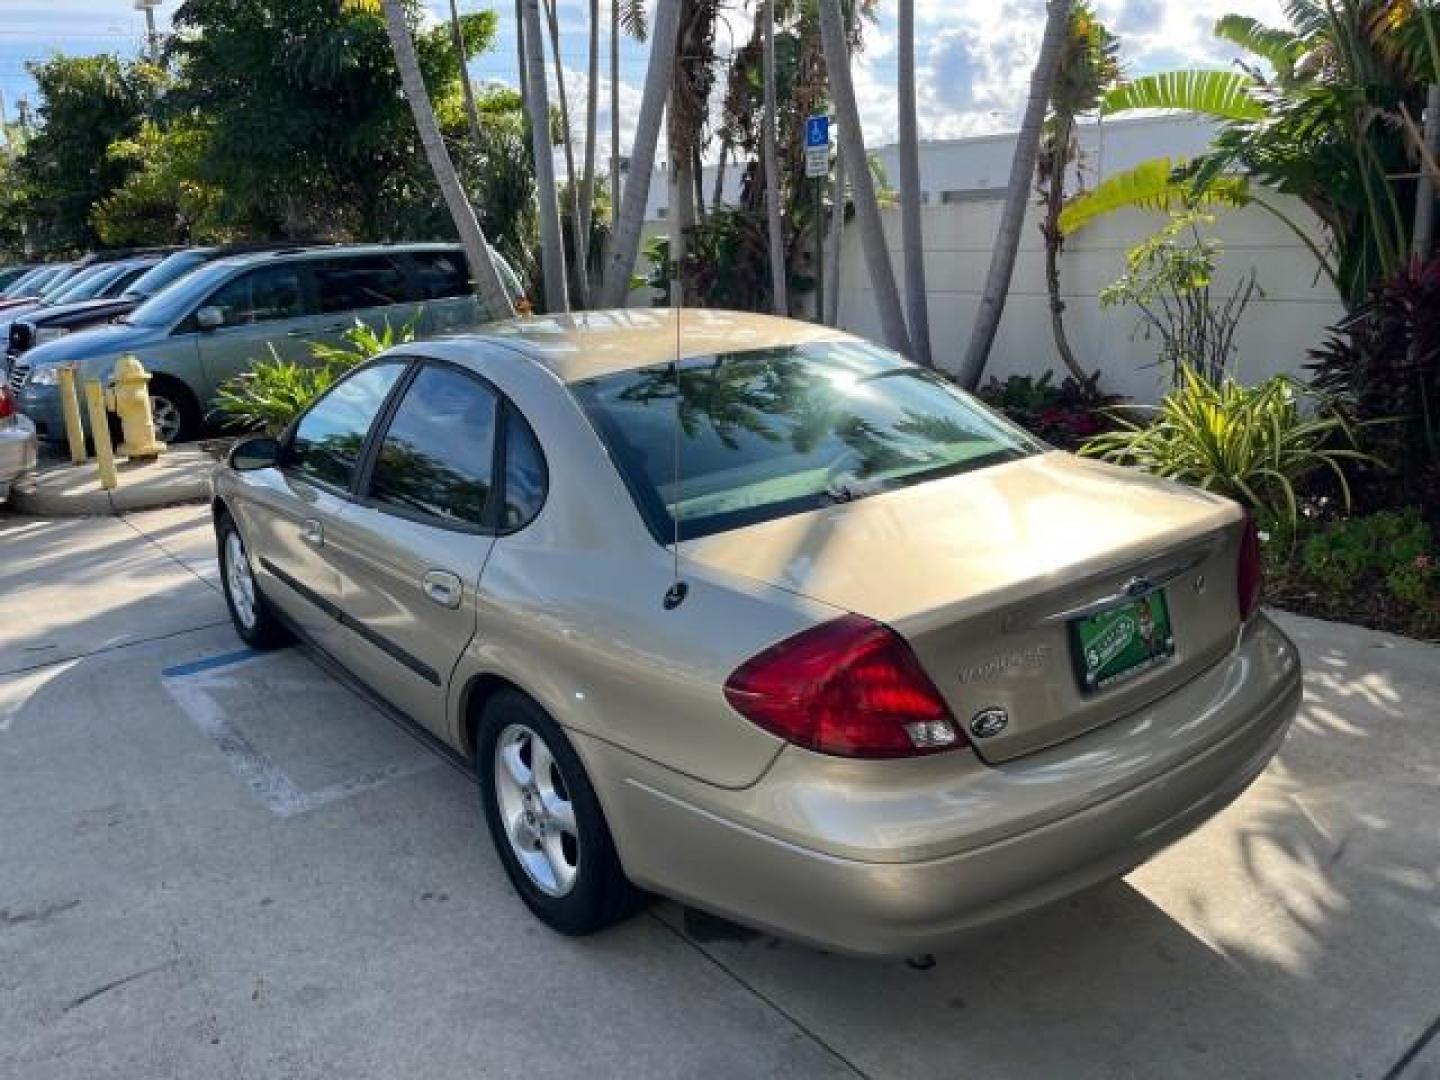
[1237,515,1263,622]
[723,615,966,758]
[0,387,14,421]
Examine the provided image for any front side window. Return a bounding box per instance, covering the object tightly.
[574,341,1040,541]
[314,256,408,314]
[288,362,405,490]
[205,265,307,326]
[367,365,498,528]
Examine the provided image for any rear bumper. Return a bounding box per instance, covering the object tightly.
[0,415,37,500]
[579,613,1301,957]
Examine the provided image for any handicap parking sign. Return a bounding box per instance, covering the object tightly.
[806,115,830,149]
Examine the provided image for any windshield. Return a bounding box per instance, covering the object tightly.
[35,267,81,299]
[124,250,209,299]
[47,264,130,304]
[124,259,238,327]
[574,341,1041,542]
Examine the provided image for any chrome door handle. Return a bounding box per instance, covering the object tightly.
[301,519,324,547]
[422,570,463,609]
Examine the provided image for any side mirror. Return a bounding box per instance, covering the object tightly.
[229,435,281,472]
[195,305,225,331]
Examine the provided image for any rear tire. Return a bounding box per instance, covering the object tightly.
[149,375,202,444]
[477,690,643,935]
[217,511,289,649]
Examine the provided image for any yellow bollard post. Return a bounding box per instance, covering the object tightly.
[105,355,165,459]
[82,378,119,491]
[57,364,88,466]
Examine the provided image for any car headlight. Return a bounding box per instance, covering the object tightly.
[27,364,63,386]
[34,327,69,344]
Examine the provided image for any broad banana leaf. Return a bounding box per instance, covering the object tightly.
[1102,70,1268,121]
[1058,158,1251,235]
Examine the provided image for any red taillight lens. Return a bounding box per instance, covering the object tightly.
[1237,516,1263,622]
[723,615,966,758]
[0,388,13,421]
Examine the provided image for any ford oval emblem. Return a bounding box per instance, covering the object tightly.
[970,707,1009,739]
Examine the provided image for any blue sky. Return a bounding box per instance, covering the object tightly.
[1,0,1281,156]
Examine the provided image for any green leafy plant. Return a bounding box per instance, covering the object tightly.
[1264,508,1439,639]
[978,371,1119,447]
[1098,210,1260,387]
[1081,366,1376,526]
[213,316,416,434]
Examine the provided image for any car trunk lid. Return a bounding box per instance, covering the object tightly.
[683,452,1247,763]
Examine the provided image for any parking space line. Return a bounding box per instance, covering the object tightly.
[162,648,439,818]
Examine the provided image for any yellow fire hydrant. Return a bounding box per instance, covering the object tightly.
[105,355,166,460]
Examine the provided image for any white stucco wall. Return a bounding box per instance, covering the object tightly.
[833,194,1344,404]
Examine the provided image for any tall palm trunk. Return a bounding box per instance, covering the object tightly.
[1042,115,1089,384]
[762,0,787,315]
[817,0,910,354]
[447,0,486,151]
[522,0,570,311]
[712,139,729,208]
[896,0,931,365]
[580,0,600,275]
[956,0,1072,388]
[825,137,846,326]
[600,0,683,307]
[514,0,529,106]
[376,0,514,318]
[543,0,589,306]
[609,0,622,215]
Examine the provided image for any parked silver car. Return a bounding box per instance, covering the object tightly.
[14,243,523,444]
[0,385,37,504]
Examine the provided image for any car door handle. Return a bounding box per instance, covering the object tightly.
[301,519,324,547]
[422,570,463,609]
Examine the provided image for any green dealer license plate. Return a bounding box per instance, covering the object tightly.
[1072,591,1175,692]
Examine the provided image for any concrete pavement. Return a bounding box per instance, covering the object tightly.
[2,504,1438,1079]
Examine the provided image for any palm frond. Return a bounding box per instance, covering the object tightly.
[1214,14,1306,82]
[1059,157,1250,235]
[1102,70,1267,121]
[617,0,647,42]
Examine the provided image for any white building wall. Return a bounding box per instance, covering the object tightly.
[834,194,1343,404]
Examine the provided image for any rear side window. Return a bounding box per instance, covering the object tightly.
[501,405,547,530]
[206,265,308,325]
[366,364,499,528]
[288,362,405,490]
[407,251,471,300]
[315,256,409,313]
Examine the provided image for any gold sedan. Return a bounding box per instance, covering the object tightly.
[212,310,1301,957]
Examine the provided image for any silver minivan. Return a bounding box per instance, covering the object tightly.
[13,243,523,443]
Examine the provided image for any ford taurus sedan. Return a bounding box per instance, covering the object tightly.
[212,310,1301,957]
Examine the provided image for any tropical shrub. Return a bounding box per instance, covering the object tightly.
[1263,509,1440,640]
[1308,256,1440,511]
[1080,367,1375,526]
[1098,210,1260,387]
[977,371,1118,448]
[213,317,416,434]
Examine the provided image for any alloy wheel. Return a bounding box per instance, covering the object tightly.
[151,394,182,443]
[224,529,257,631]
[493,723,580,897]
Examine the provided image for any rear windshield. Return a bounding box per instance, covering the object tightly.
[574,340,1040,542]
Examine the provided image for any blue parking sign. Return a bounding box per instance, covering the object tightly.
[805,115,830,148]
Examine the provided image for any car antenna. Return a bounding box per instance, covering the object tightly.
[663,296,688,611]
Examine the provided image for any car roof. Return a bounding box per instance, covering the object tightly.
[448,309,854,384]
[207,242,462,272]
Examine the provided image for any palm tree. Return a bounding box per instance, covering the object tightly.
[896,0,931,365]
[542,0,588,306]
[817,0,910,354]
[600,0,682,307]
[1037,2,1118,386]
[342,0,515,319]
[580,0,600,275]
[763,0,787,315]
[447,0,487,151]
[522,0,570,311]
[956,0,1072,389]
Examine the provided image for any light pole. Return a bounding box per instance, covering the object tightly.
[134,0,162,61]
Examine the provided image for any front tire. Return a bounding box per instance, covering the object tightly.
[477,690,642,935]
[150,376,202,444]
[217,512,289,649]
